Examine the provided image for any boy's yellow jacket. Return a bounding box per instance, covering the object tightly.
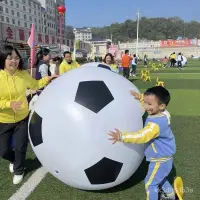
[0,70,49,123]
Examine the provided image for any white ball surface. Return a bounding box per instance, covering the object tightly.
[82,62,119,73]
[28,66,145,190]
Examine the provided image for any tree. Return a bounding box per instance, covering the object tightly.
[65,26,75,39]
[90,17,200,42]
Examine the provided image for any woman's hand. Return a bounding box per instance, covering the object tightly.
[48,75,59,82]
[10,101,23,113]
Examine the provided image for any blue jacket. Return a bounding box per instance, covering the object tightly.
[35,60,51,80]
[119,111,176,162]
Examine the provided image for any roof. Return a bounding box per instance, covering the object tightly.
[74,28,92,33]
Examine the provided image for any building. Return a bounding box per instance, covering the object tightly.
[0,0,41,32]
[118,39,200,59]
[73,28,92,42]
[0,0,67,46]
[0,0,91,57]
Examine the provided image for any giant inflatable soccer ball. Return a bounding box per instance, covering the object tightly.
[28,65,145,190]
[82,62,119,73]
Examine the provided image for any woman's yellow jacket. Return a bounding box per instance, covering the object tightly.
[0,70,49,123]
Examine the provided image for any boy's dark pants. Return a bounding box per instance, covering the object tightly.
[0,117,28,175]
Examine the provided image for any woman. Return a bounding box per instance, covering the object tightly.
[0,45,56,185]
[103,53,119,73]
[35,48,51,80]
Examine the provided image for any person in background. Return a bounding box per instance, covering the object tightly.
[162,56,168,68]
[0,45,56,185]
[177,52,183,70]
[169,52,176,67]
[94,56,97,62]
[49,58,57,76]
[103,53,118,73]
[59,51,80,75]
[34,48,52,97]
[144,54,148,67]
[35,48,51,80]
[121,49,132,79]
[130,54,138,76]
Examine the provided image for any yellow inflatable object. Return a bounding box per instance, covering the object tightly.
[174,177,184,200]
[156,77,164,87]
[140,70,151,82]
[140,70,146,80]
[151,64,159,71]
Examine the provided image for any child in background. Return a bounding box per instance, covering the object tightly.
[108,86,177,200]
[49,58,57,76]
[162,56,168,68]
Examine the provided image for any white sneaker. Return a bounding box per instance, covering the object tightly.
[13,173,24,185]
[9,163,14,173]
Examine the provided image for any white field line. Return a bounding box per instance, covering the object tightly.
[8,167,47,200]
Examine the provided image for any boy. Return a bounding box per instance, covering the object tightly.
[108,86,177,200]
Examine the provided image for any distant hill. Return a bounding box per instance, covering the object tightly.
[90,17,200,43]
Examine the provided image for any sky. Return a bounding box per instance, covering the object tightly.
[65,0,200,27]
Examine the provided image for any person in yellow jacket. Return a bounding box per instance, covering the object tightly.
[103,53,119,73]
[169,52,177,67]
[59,51,80,75]
[0,45,56,185]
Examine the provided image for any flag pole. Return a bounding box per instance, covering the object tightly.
[73,38,76,60]
[136,8,140,56]
[27,23,35,77]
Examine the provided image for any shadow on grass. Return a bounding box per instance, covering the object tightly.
[88,159,148,194]
[25,157,41,176]
[168,164,177,185]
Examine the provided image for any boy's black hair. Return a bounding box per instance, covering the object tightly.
[125,49,129,54]
[144,86,170,106]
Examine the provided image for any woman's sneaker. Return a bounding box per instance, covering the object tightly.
[13,173,24,185]
[9,163,14,173]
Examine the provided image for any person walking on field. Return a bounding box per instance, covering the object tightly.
[130,54,138,77]
[121,49,132,79]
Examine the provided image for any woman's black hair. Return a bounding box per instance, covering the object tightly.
[103,53,115,64]
[34,47,50,66]
[0,44,23,70]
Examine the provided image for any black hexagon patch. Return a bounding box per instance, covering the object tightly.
[29,111,43,147]
[75,81,114,113]
[97,64,111,70]
[84,157,123,184]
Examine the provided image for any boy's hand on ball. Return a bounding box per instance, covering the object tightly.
[108,129,121,144]
[130,90,140,100]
